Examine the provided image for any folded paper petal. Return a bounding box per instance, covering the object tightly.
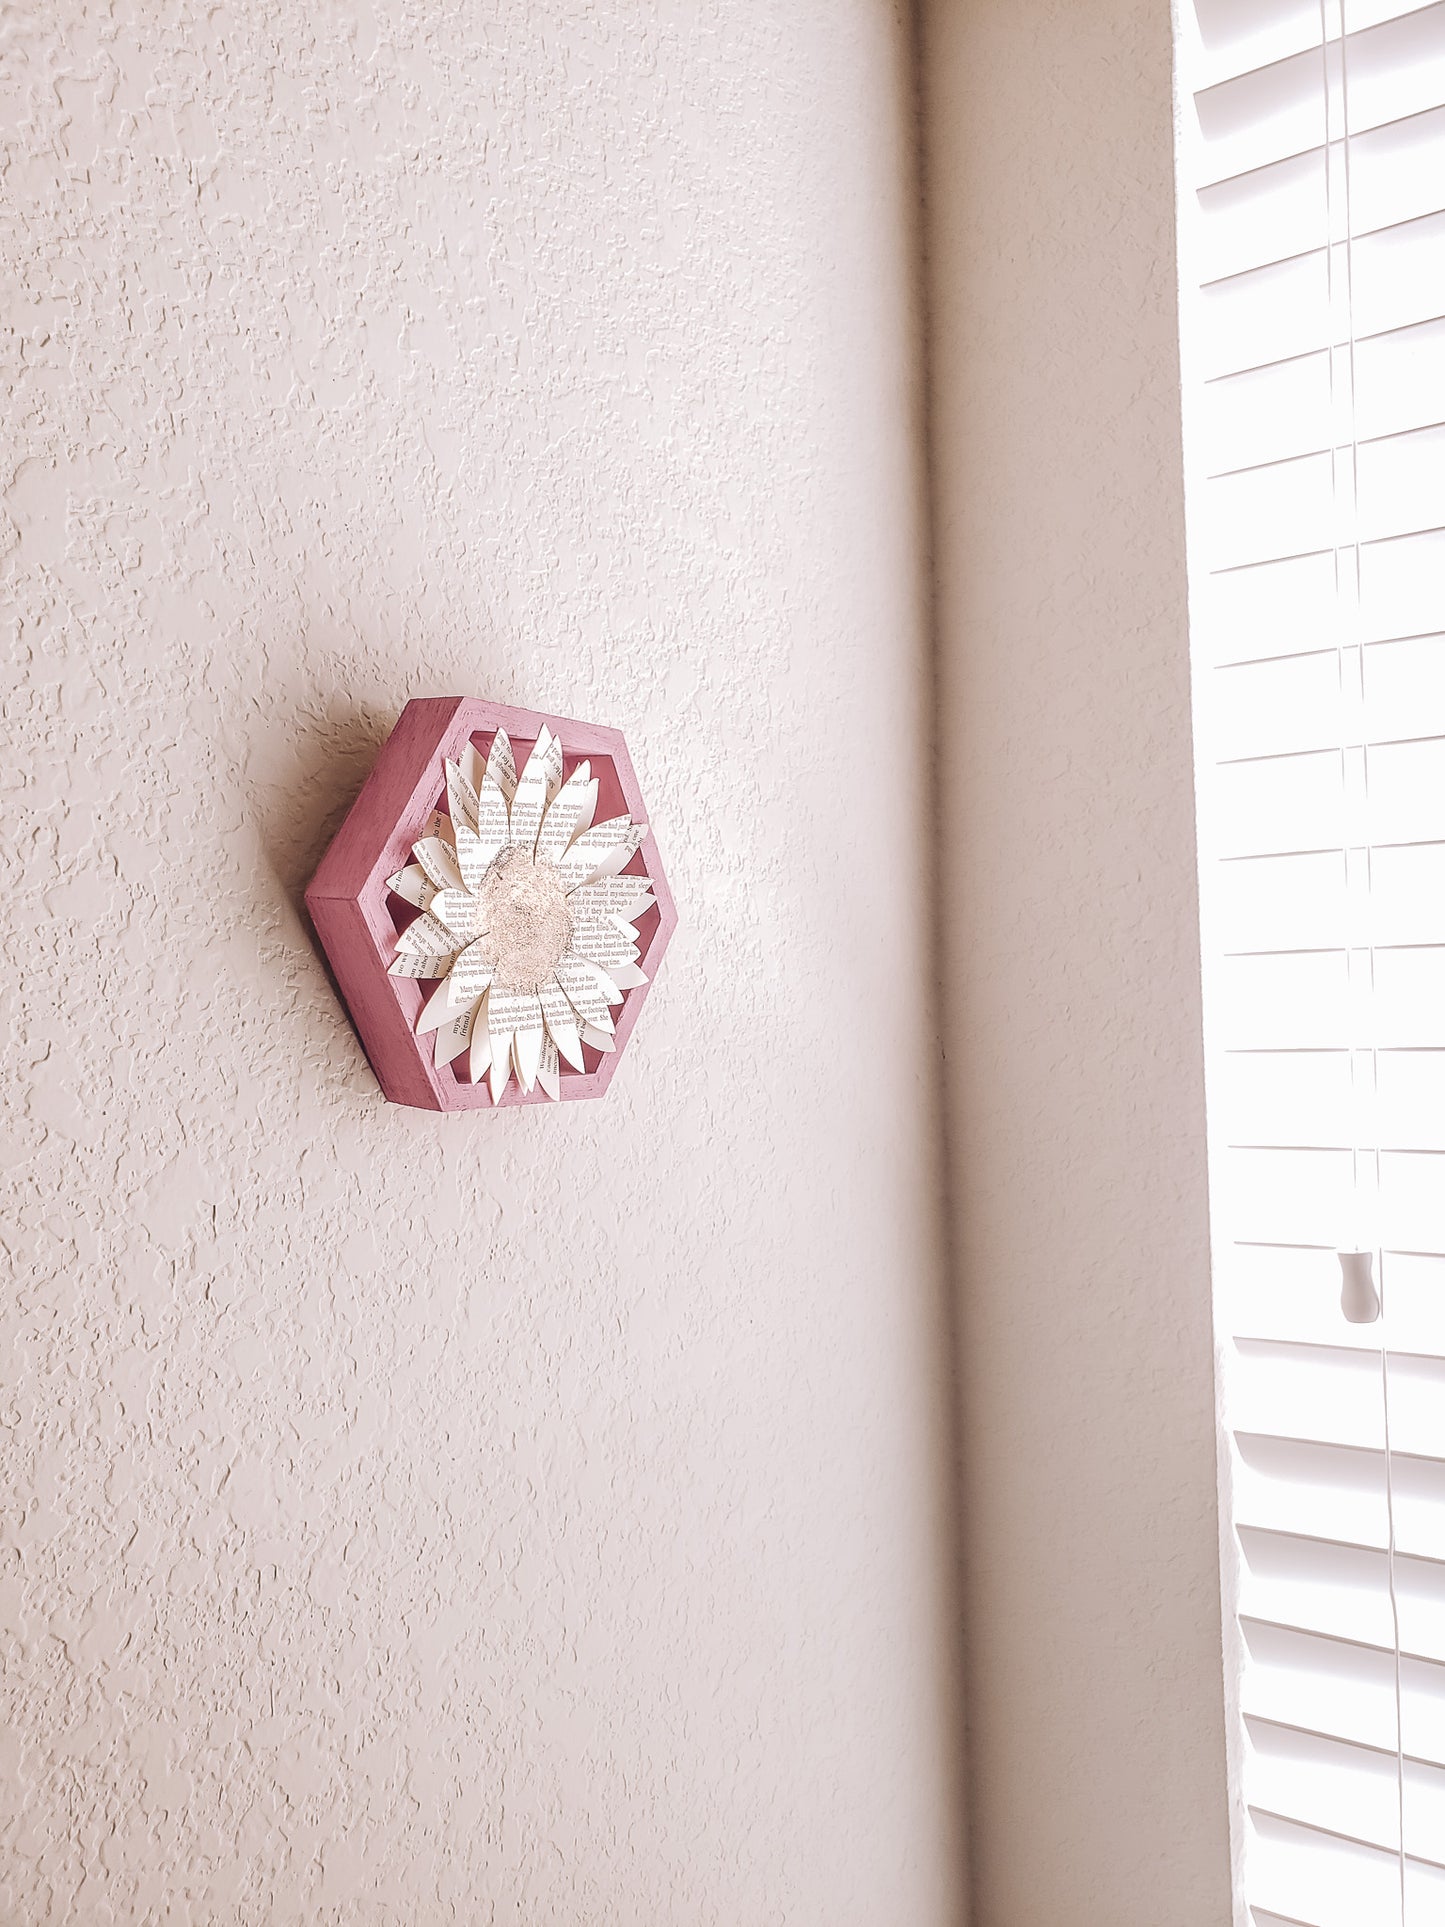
[412,835,465,894]
[570,891,644,981]
[452,823,486,893]
[557,819,647,892]
[417,976,462,1034]
[513,1015,544,1094]
[388,949,458,979]
[535,765,596,865]
[445,758,481,839]
[488,1034,512,1101]
[395,910,461,958]
[535,726,564,803]
[488,988,545,1095]
[602,958,648,989]
[385,864,434,909]
[434,1002,476,1067]
[472,777,510,865]
[448,941,497,1005]
[539,975,586,1070]
[430,888,480,940]
[568,876,654,924]
[507,757,548,856]
[469,995,493,1085]
[554,955,616,1032]
[537,1030,561,1101]
[567,951,624,1007]
[516,994,547,1102]
[485,728,517,802]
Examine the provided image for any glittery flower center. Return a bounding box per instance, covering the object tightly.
[478,846,573,993]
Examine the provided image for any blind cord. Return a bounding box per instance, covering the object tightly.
[1318,1,1407,1913]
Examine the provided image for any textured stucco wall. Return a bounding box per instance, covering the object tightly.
[0,5,963,1921]
[919,1,1230,1921]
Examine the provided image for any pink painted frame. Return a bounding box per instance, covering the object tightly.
[306,698,677,1111]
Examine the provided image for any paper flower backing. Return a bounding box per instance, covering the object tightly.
[385,724,654,1102]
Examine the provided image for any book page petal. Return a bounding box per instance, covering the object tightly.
[473,777,510,865]
[507,761,548,855]
[567,876,654,924]
[445,758,481,838]
[485,728,517,802]
[448,941,496,1006]
[394,910,460,958]
[557,819,647,892]
[554,955,615,1032]
[412,835,465,893]
[468,995,493,1085]
[535,766,596,864]
[416,976,460,1034]
[539,975,586,1070]
[385,864,434,909]
[430,889,479,940]
[388,949,457,979]
[488,989,544,1093]
[433,999,477,1067]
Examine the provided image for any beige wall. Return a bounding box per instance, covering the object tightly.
[919,1,1230,1921]
[2,0,1232,1913]
[0,4,964,1920]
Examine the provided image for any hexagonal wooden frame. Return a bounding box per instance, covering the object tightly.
[306,697,677,1110]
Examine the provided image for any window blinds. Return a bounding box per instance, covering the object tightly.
[1174,2,1445,1924]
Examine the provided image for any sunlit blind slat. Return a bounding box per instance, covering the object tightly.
[1176,0,1445,1921]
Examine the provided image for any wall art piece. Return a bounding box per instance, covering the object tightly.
[307,698,677,1110]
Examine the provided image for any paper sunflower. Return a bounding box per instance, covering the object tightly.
[384,726,653,1102]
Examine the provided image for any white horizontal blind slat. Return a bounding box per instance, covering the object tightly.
[1246,1718,1445,1863]
[1198,107,1445,285]
[1200,213,1445,378]
[1200,546,1445,666]
[1201,424,1445,573]
[1200,318,1445,475]
[1185,0,1442,94]
[1191,5,1445,179]
[1215,1049,1445,1150]
[1246,1809,1445,1927]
